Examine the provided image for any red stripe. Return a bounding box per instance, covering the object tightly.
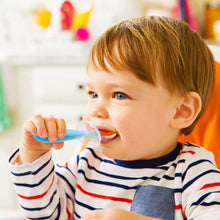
[17,175,55,200]
[179,150,195,155]
[77,184,132,203]
[65,162,69,168]
[66,206,71,219]
[175,204,182,210]
[183,204,188,218]
[200,182,220,190]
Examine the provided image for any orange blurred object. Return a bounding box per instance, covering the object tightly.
[179,61,220,168]
[36,7,52,29]
[204,2,220,39]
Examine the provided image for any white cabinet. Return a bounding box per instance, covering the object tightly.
[32,65,88,125]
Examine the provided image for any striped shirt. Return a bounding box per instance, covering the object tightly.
[9,142,220,220]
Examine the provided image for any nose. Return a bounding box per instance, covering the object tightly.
[90,101,109,119]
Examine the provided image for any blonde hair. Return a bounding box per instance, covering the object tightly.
[88,16,215,135]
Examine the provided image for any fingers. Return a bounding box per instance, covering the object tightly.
[57,118,66,139]
[32,114,48,138]
[26,114,66,143]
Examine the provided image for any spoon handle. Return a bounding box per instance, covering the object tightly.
[32,129,90,143]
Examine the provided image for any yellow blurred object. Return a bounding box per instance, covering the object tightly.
[71,4,93,31]
[36,8,52,29]
[204,1,220,39]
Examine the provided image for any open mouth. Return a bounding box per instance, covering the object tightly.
[99,130,118,141]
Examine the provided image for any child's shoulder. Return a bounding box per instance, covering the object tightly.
[179,141,217,166]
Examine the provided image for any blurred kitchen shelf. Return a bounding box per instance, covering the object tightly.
[1,41,91,66]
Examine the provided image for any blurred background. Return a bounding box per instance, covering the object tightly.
[0,0,220,218]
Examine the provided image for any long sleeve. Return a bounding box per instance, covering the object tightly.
[9,149,77,220]
[179,143,220,219]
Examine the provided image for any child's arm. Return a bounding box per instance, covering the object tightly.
[19,114,66,164]
[9,114,76,219]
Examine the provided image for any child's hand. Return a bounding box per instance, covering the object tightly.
[19,114,66,164]
[80,208,162,220]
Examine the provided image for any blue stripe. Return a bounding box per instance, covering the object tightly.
[14,166,54,188]
[11,157,52,177]
[184,142,200,148]
[80,156,160,181]
[55,199,61,220]
[56,172,76,195]
[77,154,80,166]
[162,175,175,180]
[56,163,77,179]
[174,188,182,193]
[114,143,182,168]
[182,159,215,181]
[9,148,19,163]
[28,200,61,220]
[171,159,185,169]
[201,201,220,206]
[87,148,115,165]
[191,191,220,206]
[66,192,72,200]
[175,173,182,177]
[74,211,81,219]
[75,198,100,211]
[183,169,220,192]
[20,190,57,211]
[78,169,138,190]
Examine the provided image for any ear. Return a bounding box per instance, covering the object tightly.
[170,92,202,130]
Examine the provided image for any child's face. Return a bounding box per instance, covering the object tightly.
[83,67,180,161]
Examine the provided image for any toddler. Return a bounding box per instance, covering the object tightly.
[9,16,220,220]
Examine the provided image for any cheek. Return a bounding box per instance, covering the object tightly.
[113,113,138,136]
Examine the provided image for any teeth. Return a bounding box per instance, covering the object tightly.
[101,133,117,140]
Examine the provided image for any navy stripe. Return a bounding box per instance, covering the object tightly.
[21,190,57,211]
[9,148,19,163]
[183,169,220,192]
[182,159,215,181]
[77,154,80,166]
[201,201,220,206]
[171,159,185,169]
[55,199,61,220]
[114,143,182,168]
[191,191,220,206]
[87,148,115,165]
[81,156,160,181]
[11,157,52,177]
[75,198,99,211]
[78,169,138,190]
[174,188,182,193]
[184,142,200,148]
[74,211,81,219]
[56,172,76,195]
[175,173,182,177]
[66,192,72,200]
[56,163,77,179]
[14,166,54,188]
[163,175,175,180]
[28,200,60,220]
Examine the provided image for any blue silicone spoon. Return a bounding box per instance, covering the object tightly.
[32,121,101,144]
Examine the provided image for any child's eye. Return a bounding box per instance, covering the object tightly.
[114,92,128,100]
[88,91,98,98]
